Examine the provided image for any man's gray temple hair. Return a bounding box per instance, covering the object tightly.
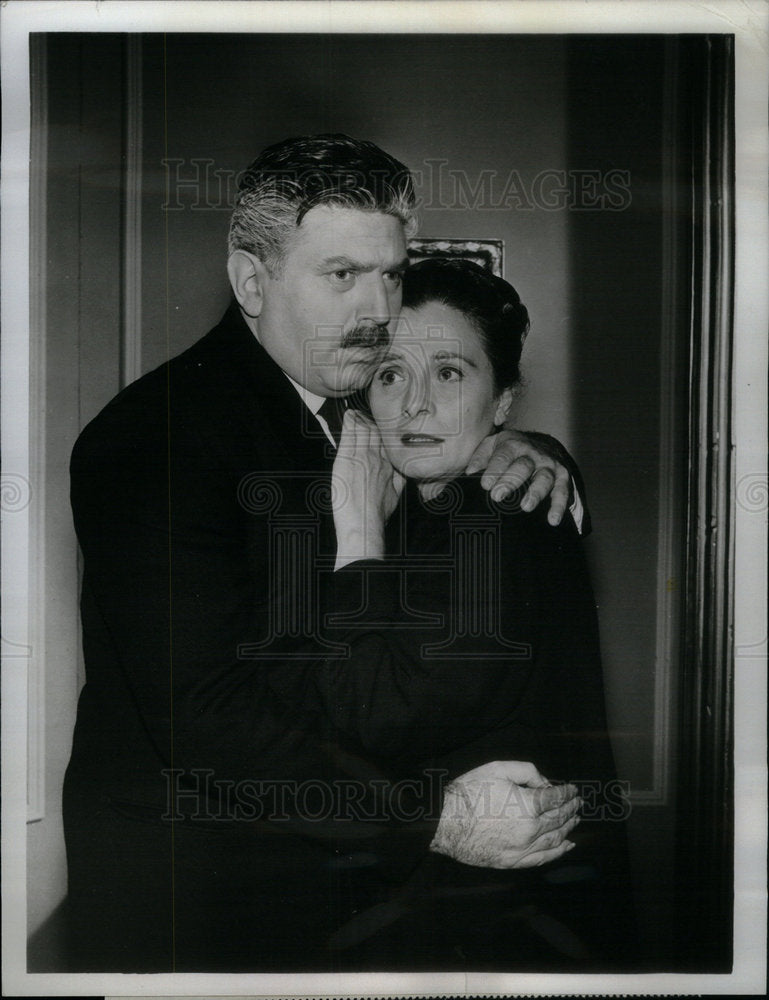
[228,133,419,275]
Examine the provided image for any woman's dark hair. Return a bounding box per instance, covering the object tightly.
[401,257,529,394]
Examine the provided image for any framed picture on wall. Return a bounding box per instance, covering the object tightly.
[408,238,504,276]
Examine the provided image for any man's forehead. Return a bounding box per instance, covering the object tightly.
[291,204,407,257]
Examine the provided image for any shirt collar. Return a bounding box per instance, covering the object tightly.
[283,372,327,416]
[250,315,327,417]
[250,318,337,442]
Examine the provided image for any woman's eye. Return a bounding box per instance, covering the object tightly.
[383,271,403,287]
[377,368,405,386]
[437,366,463,382]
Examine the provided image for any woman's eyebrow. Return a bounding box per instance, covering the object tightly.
[431,350,479,369]
[377,348,480,368]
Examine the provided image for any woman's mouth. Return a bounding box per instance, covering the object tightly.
[400,433,445,446]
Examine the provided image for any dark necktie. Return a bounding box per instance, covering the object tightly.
[317,395,347,446]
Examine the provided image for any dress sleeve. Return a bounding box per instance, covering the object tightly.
[418,507,614,786]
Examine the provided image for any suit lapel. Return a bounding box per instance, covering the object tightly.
[180,301,336,476]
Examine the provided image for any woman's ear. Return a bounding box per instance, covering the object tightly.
[493,387,514,426]
[227,250,269,318]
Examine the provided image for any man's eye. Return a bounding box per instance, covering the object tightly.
[328,270,355,287]
[383,271,403,286]
[437,366,463,382]
[377,367,405,386]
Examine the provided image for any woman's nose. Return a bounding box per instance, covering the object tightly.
[403,376,434,418]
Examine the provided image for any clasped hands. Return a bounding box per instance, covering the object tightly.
[431,760,581,869]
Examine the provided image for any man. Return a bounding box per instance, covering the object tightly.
[63,134,583,972]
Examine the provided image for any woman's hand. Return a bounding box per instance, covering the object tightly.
[332,409,406,571]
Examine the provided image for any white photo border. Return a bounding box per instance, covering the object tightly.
[2,1,766,996]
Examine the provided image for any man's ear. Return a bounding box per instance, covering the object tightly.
[493,387,514,427]
[227,250,271,318]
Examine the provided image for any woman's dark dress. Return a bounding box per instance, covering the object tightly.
[324,474,637,970]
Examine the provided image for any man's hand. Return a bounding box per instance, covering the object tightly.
[466,429,571,525]
[430,760,581,869]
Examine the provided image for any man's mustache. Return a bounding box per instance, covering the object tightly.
[340,323,390,350]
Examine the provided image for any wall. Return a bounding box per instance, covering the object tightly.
[568,36,669,786]
[27,34,127,944]
[565,36,684,960]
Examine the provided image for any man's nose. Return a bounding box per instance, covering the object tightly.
[357,275,393,327]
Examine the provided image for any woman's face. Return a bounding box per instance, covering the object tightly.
[368,301,512,481]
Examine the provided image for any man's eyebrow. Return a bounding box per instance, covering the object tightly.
[318,255,364,271]
[317,255,410,272]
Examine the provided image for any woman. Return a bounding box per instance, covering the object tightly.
[328,257,636,970]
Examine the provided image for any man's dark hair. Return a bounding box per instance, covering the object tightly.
[402,257,530,393]
[228,134,417,273]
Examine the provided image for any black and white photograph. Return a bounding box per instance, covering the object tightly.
[1,1,766,995]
